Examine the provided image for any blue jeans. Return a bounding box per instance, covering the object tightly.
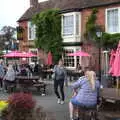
[71,97,96,108]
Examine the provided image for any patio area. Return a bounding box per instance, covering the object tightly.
[0,81,120,120]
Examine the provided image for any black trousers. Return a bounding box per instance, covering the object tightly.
[54,80,64,101]
[0,78,3,88]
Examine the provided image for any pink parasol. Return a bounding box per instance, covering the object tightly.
[108,49,116,74]
[21,52,37,58]
[109,49,116,66]
[3,51,37,58]
[47,51,53,65]
[67,51,91,57]
[109,41,120,88]
[112,42,120,77]
[3,51,23,58]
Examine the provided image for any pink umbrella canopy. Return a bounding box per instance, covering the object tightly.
[3,51,37,58]
[112,41,120,76]
[3,51,23,58]
[47,52,53,65]
[67,51,91,57]
[21,52,37,58]
[109,49,116,66]
[108,49,116,75]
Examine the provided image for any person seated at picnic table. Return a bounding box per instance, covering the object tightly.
[20,64,28,76]
[3,64,16,91]
[13,63,20,75]
[69,70,100,120]
[1,92,54,120]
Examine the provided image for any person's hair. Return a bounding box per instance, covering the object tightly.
[58,59,63,62]
[85,71,96,90]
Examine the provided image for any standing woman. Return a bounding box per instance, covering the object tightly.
[3,65,16,91]
[53,59,67,104]
[0,60,5,90]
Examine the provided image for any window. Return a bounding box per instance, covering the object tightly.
[76,14,80,35]
[28,21,36,40]
[62,13,80,36]
[63,49,74,67]
[29,49,38,64]
[63,15,74,36]
[106,8,120,33]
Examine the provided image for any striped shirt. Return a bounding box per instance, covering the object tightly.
[71,76,100,106]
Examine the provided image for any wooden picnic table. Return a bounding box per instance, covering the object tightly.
[16,76,40,81]
[99,88,120,119]
[15,76,46,94]
[100,88,120,101]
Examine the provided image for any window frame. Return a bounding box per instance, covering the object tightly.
[105,7,120,34]
[63,47,81,69]
[28,21,36,40]
[29,48,38,64]
[62,12,81,37]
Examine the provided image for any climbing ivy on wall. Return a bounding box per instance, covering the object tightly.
[32,9,63,63]
[85,8,120,50]
[85,8,98,40]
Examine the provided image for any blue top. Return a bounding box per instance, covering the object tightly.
[0,64,5,78]
[71,76,100,106]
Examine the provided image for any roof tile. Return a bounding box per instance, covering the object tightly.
[18,0,120,22]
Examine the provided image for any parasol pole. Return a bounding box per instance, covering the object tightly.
[116,77,119,89]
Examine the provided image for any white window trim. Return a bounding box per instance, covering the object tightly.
[28,21,36,40]
[29,48,38,64]
[105,7,120,34]
[63,46,81,69]
[62,12,81,38]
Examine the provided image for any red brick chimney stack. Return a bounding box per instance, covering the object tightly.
[30,0,38,7]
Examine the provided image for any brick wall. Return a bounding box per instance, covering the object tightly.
[18,21,28,52]
[81,4,120,72]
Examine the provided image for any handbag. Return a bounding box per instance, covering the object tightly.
[52,72,55,80]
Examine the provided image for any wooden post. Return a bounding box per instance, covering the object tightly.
[116,77,119,89]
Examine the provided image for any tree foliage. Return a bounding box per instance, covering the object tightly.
[102,33,120,49]
[1,26,16,40]
[85,8,98,40]
[85,8,120,50]
[0,26,16,50]
[32,9,63,63]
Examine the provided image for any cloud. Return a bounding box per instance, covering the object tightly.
[0,0,29,29]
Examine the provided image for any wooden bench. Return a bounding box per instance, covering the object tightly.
[33,82,46,95]
[16,76,46,94]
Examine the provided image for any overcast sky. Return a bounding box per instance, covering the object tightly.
[0,0,49,30]
[0,0,29,29]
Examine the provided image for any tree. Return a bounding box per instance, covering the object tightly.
[0,26,16,50]
[1,26,16,41]
[32,9,63,63]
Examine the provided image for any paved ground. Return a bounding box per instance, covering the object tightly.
[0,81,120,120]
[0,82,72,120]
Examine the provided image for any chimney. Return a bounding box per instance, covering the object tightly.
[30,0,38,7]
